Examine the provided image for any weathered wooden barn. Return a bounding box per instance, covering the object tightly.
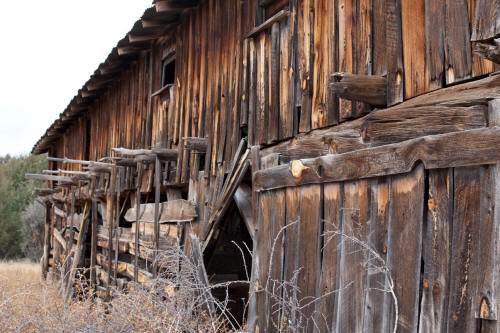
[29,0,500,331]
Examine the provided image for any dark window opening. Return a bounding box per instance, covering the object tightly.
[261,0,288,21]
[161,58,176,87]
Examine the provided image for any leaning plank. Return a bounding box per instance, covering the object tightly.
[189,233,216,314]
[245,9,289,38]
[329,73,387,106]
[124,199,197,223]
[254,127,500,191]
[234,184,255,240]
[261,73,499,163]
[53,228,67,251]
[64,203,90,301]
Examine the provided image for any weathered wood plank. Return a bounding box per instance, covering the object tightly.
[445,0,472,83]
[418,168,452,332]
[335,180,369,333]
[425,0,445,91]
[384,164,424,333]
[124,199,197,223]
[297,184,321,333]
[234,184,255,240]
[315,182,342,332]
[267,189,286,332]
[254,127,500,191]
[447,166,481,332]
[363,177,390,332]
[261,73,497,164]
[298,0,313,132]
[329,73,387,106]
[401,0,427,98]
[386,0,404,106]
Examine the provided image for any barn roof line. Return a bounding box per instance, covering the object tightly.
[32,0,197,155]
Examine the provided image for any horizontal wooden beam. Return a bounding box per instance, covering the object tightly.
[473,38,500,64]
[155,0,198,12]
[182,137,208,152]
[254,127,500,191]
[329,72,387,106]
[246,9,289,38]
[124,199,197,223]
[261,73,499,163]
[25,173,73,183]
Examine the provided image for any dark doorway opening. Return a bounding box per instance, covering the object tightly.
[204,199,253,328]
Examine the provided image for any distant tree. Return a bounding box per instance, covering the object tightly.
[0,154,47,259]
[20,201,46,261]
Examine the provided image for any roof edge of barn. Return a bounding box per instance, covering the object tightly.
[31,0,196,155]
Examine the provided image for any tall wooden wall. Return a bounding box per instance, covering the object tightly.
[42,0,500,330]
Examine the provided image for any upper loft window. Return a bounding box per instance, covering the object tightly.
[261,0,288,21]
[161,55,176,87]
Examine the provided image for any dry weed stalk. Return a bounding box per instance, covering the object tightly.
[0,209,397,332]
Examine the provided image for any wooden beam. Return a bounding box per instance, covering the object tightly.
[254,127,500,191]
[189,233,216,314]
[124,199,197,223]
[182,137,208,153]
[473,38,500,64]
[25,174,72,183]
[113,147,178,161]
[261,73,500,163]
[246,9,289,39]
[134,163,142,283]
[329,72,387,106]
[90,199,97,289]
[53,228,67,252]
[234,184,255,240]
[64,203,90,301]
[153,157,161,278]
[155,0,198,12]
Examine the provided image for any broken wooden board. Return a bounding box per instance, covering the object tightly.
[124,199,197,223]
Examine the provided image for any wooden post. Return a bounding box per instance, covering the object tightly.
[106,167,117,299]
[42,202,51,279]
[64,202,90,301]
[134,162,143,283]
[90,199,98,289]
[153,156,161,278]
[63,189,76,283]
[247,145,261,332]
[114,169,121,286]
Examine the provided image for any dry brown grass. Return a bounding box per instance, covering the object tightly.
[0,255,234,333]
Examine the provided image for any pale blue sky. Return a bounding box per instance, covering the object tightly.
[0,0,152,156]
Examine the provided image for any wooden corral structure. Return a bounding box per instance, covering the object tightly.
[29,0,500,331]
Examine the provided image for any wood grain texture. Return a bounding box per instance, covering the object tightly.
[335,180,369,333]
[384,164,424,333]
[418,168,452,332]
[447,166,481,332]
[315,182,342,332]
[255,127,500,191]
[445,0,472,84]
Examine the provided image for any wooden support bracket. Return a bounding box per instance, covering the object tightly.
[329,72,387,106]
